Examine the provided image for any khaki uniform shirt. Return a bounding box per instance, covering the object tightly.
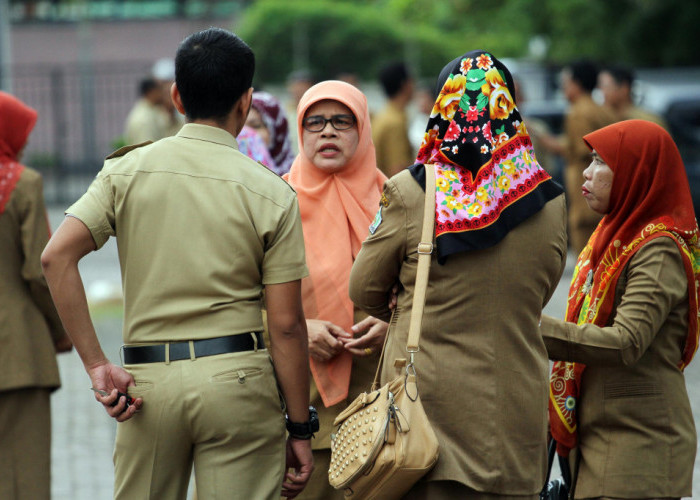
[68,123,308,344]
[124,99,168,145]
[542,237,695,498]
[0,168,66,392]
[349,169,568,495]
[372,102,415,178]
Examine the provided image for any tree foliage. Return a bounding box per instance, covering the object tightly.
[235,0,700,84]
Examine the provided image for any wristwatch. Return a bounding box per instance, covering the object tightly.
[285,406,319,440]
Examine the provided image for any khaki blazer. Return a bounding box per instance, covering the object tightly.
[0,168,66,393]
[542,237,696,499]
[564,95,616,253]
[349,168,568,495]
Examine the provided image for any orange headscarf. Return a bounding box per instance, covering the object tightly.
[0,92,37,214]
[549,120,700,455]
[284,81,386,407]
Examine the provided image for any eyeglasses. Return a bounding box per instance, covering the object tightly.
[302,114,356,132]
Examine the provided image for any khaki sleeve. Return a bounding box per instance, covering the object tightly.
[262,196,308,284]
[19,172,67,342]
[542,195,569,309]
[565,109,595,165]
[65,167,116,249]
[542,237,688,365]
[349,179,407,322]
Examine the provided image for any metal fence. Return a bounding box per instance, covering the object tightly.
[12,60,153,203]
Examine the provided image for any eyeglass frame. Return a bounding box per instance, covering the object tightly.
[302,114,356,132]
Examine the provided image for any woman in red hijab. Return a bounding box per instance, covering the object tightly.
[544,119,699,499]
[0,91,72,498]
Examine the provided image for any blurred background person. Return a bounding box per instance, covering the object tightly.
[123,76,168,145]
[598,65,668,128]
[152,57,184,137]
[246,90,295,175]
[513,76,559,179]
[372,60,415,177]
[284,80,388,499]
[285,69,315,154]
[545,119,698,499]
[350,50,567,499]
[537,59,616,254]
[408,81,435,153]
[236,124,276,171]
[0,91,72,500]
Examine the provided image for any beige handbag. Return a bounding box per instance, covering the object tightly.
[328,165,439,499]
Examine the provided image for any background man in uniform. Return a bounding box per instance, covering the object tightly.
[536,60,615,253]
[598,65,667,128]
[0,90,72,500]
[42,27,314,499]
[123,76,168,144]
[372,61,415,177]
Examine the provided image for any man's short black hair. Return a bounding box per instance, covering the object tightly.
[175,27,255,121]
[139,77,158,97]
[567,59,599,93]
[602,65,634,88]
[378,61,411,98]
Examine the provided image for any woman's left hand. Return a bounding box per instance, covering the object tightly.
[341,316,388,357]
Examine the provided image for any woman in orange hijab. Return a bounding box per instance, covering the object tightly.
[284,80,388,499]
[544,119,699,499]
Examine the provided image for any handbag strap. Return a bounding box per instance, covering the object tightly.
[406,163,436,354]
[370,164,436,389]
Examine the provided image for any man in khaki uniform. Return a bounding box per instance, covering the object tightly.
[124,77,169,144]
[537,60,616,254]
[42,28,314,499]
[0,91,72,500]
[598,65,668,128]
[372,61,415,177]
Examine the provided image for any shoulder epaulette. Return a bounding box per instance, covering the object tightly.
[105,141,153,160]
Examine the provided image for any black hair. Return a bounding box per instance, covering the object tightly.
[567,59,599,93]
[378,61,411,98]
[602,65,634,88]
[175,27,255,121]
[139,77,158,97]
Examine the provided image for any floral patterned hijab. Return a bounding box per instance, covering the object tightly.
[414,50,563,261]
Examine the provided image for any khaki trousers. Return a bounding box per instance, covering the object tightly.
[0,388,51,500]
[115,350,286,500]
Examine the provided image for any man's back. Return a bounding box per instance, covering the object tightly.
[67,123,305,344]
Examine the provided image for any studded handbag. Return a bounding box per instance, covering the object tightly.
[328,165,439,499]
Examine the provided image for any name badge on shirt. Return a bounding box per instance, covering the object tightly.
[368,207,383,235]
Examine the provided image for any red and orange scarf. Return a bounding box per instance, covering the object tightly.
[0,91,37,215]
[549,120,700,455]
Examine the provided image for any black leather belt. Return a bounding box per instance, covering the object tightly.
[122,332,264,364]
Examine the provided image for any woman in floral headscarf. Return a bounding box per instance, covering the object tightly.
[544,119,699,499]
[349,51,567,498]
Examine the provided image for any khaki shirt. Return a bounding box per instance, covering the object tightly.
[542,237,695,498]
[371,101,414,178]
[68,123,308,344]
[124,99,168,144]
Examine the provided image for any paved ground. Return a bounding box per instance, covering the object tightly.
[46,206,700,499]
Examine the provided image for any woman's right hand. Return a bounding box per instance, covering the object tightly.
[306,319,352,362]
